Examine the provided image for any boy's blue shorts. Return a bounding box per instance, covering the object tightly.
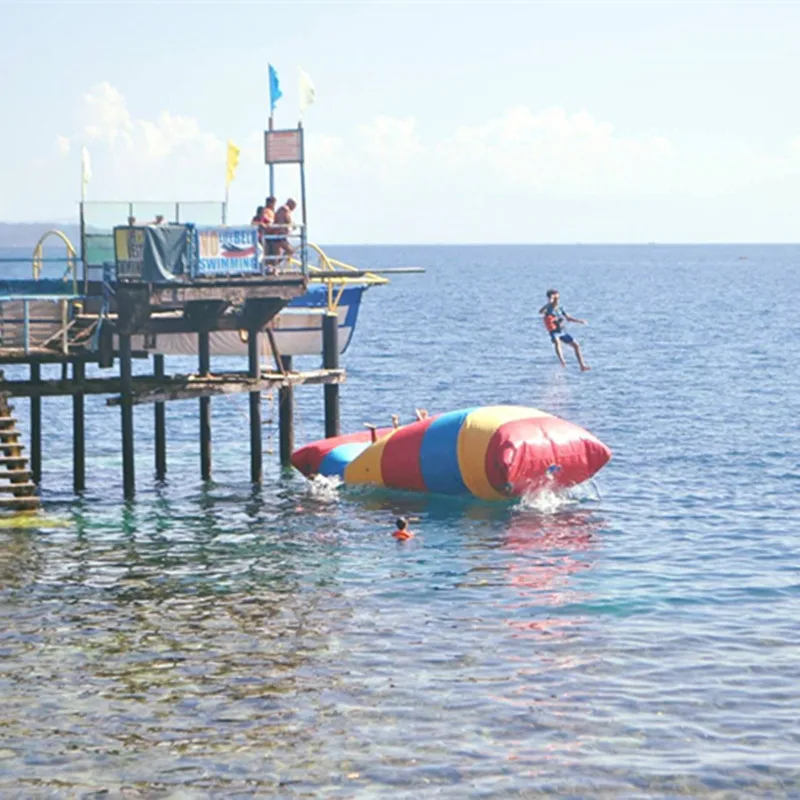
[550,331,574,344]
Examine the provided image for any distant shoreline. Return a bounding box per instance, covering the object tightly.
[0,223,798,249]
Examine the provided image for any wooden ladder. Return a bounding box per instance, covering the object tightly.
[0,384,40,512]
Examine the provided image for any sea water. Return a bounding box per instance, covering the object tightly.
[1,244,799,796]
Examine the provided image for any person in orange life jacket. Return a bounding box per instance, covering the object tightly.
[538,288,590,371]
[251,206,265,232]
[392,517,414,540]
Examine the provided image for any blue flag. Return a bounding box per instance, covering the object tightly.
[269,64,282,115]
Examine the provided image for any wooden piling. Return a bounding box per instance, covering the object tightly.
[198,331,211,481]
[119,331,135,499]
[279,354,294,466]
[30,363,41,485]
[322,312,340,438]
[72,360,85,493]
[248,330,262,483]
[154,354,166,480]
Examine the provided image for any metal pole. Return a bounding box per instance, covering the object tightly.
[199,331,211,481]
[248,330,262,483]
[279,354,294,466]
[322,312,340,438]
[154,354,166,480]
[268,116,275,198]
[80,201,88,295]
[120,330,135,499]
[30,363,41,485]
[73,360,85,494]
[299,123,308,229]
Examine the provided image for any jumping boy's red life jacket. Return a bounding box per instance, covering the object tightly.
[543,313,560,332]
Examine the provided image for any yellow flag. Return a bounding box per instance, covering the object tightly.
[226,140,240,187]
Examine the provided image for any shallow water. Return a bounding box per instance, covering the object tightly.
[1,244,799,796]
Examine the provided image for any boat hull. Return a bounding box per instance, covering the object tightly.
[115,284,367,357]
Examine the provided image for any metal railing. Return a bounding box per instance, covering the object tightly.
[0,295,86,354]
[290,242,387,310]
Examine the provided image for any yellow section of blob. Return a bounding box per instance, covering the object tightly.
[344,430,398,486]
[456,406,548,500]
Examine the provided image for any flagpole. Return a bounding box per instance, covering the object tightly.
[268,115,275,198]
[80,146,88,294]
[223,183,229,224]
[299,120,307,230]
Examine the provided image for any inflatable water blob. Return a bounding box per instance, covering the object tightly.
[291,405,611,501]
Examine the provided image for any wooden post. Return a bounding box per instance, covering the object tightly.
[279,354,294,466]
[154,354,166,480]
[119,330,135,499]
[198,331,211,481]
[248,330,262,483]
[322,312,340,438]
[73,360,85,494]
[30,363,42,485]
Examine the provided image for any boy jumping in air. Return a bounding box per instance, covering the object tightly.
[539,289,591,371]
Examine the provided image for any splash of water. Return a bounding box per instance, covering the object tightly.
[517,478,601,514]
[305,474,342,503]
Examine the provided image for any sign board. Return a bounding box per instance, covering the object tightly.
[114,227,146,279]
[264,128,304,164]
[193,226,262,276]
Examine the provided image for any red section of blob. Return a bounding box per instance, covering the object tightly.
[485,416,612,495]
[381,416,436,491]
[291,428,393,476]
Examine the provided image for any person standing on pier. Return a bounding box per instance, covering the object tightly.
[273,198,297,259]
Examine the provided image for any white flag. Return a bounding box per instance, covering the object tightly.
[299,68,316,116]
[81,145,92,201]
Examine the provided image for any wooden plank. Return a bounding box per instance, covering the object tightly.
[1,369,345,403]
[0,482,37,494]
[0,496,41,509]
[0,468,31,478]
[106,369,346,406]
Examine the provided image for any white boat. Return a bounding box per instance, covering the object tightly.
[120,283,369,357]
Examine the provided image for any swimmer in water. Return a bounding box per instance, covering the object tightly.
[392,517,414,540]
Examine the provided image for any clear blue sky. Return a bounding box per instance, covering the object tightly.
[1,1,799,242]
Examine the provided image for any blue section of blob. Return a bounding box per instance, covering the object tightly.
[319,442,371,477]
[419,408,478,495]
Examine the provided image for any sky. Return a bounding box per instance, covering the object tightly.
[1,0,800,243]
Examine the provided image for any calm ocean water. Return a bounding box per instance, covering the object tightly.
[1,244,799,797]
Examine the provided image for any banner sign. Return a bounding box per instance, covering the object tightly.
[193,226,262,276]
[114,227,146,279]
[264,128,304,164]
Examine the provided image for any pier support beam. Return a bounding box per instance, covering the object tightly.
[247,330,262,484]
[279,355,294,467]
[154,355,166,480]
[30,363,42,485]
[119,331,135,500]
[73,360,85,494]
[198,331,211,481]
[323,312,340,438]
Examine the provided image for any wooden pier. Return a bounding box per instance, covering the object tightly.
[0,192,345,504]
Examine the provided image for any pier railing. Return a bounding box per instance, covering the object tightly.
[81,201,307,282]
[0,294,88,355]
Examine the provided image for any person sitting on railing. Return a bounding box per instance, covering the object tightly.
[273,198,297,258]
